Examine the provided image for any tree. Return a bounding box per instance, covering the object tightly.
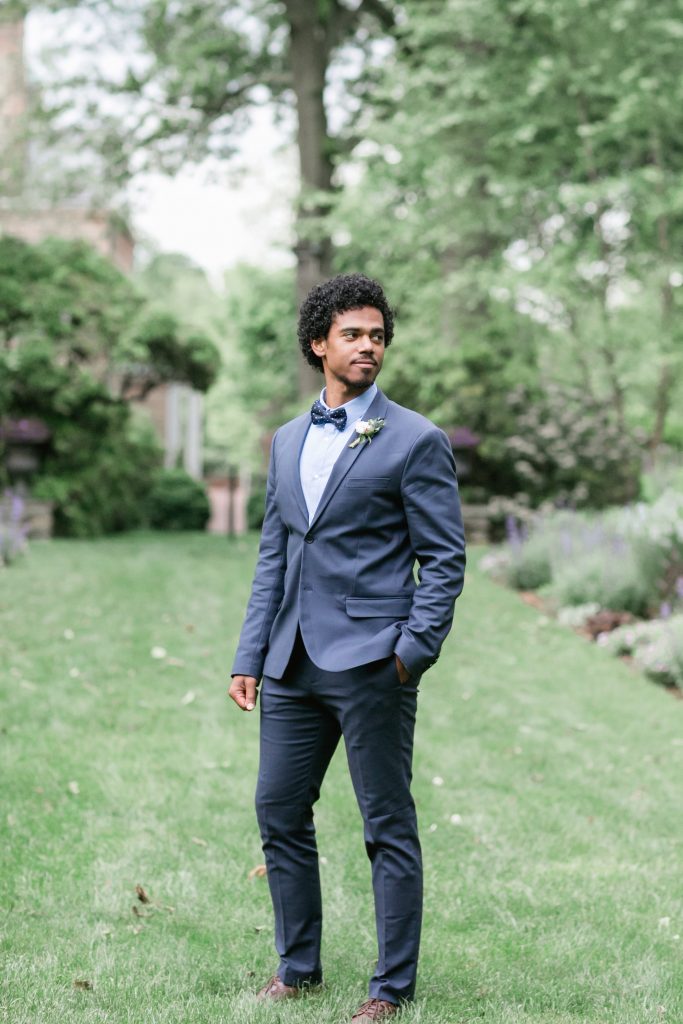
[332,0,683,469]
[0,234,220,396]
[0,234,222,533]
[28,0,398,395]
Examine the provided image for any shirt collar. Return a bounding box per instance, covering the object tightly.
[319,382,377,425]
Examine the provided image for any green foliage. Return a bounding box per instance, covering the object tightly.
[0,235,225,535]
[603,614,683,689]
[204,265,301,474]
[246,475,267,532]
[146,469,210,531]
[0,235,220,396]
[224,264,301,422]
[639,451,683,503]
[0,235,139,360]
[333,0,683,465]
[550,545,658,618]
[500,382,643,508]
[135,252,244,471]
[13,330,165,538]
[0,2,28,21]
[124,311,221,395]
[33,413,161,538]
[507,533,553,591]
[502,497,681,615]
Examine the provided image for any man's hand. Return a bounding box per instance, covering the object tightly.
[395,655,411,684]
[228,675,260,711]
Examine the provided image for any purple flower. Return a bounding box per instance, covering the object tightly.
[659,602,673,620]
[506,513,523,547]
[559,527,574,556]
[11,494,23,523]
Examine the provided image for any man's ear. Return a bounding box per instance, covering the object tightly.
[310,337,326,359]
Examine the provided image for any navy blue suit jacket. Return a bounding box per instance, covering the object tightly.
[231,387,466,681]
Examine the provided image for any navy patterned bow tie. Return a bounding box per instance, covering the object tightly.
[310,400,347,431]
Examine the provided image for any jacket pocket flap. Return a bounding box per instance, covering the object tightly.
[345,476,391,489]
[346,596,413,618]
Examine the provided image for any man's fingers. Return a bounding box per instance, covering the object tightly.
[245,678,258,711]
[228,679,245,709]
[228,676,259,711]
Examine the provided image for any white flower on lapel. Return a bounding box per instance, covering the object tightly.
[349,417,385,448]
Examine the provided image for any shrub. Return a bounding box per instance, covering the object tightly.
[33,413,161,537]
[614,491,683,602]
[502,498,677,614]
[502,382,643,509]
[603,615,683,689]
[506,509,596,592]
[507,530,553,590]
[147,469,210,531]
[247,476,267,531]
[549,545,657,617]
[639,452,683,504]
[556,603,601,628]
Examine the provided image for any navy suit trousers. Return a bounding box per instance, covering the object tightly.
[255,628,423,1004]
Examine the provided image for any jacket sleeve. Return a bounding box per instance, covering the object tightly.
[231,430,288,679]
[394,426,466,678]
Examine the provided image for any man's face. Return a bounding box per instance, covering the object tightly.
[310,306,385,391]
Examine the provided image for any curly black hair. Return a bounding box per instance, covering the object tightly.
[297,273,395,372]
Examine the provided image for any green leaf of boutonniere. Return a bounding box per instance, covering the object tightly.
[349,417,386,448]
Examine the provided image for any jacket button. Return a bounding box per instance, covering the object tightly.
[304,534,315,544]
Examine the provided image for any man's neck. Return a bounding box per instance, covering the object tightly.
[323,378,373,409]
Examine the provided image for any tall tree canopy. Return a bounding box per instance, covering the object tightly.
[27,0,397,393]
[332,0,683,455]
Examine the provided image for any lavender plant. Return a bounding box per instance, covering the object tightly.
[501,490,682,616]
[0,491,28,566]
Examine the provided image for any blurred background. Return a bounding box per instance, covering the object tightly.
[1,0,683,684]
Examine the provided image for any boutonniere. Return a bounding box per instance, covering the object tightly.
[349,417,385,448]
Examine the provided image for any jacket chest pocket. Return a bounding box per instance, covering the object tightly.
[344,476,391,492]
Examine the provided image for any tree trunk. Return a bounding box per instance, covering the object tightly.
[284,0,335,396]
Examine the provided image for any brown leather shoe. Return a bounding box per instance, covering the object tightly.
[256,974,321,1000]
[351,998,399,1021]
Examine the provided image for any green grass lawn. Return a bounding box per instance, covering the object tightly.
[1,533,682,1024]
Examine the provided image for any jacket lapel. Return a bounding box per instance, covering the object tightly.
[281,413,311,525]
[309,387,389,530]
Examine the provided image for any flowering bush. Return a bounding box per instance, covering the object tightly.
[556,603,601,628]
[0,491,27,566]
[497,490,683,615]
[506,522,553,590]
[602,615,683,689]
[614,490,683,563]
[484,487,683,687]
[550,544,659,617]
[501,382,643,509]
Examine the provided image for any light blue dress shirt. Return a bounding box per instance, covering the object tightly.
[299,383,378,523]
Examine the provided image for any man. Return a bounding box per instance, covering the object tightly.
[229,273,466,1022]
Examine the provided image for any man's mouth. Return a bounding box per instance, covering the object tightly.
[353,360,376,366]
